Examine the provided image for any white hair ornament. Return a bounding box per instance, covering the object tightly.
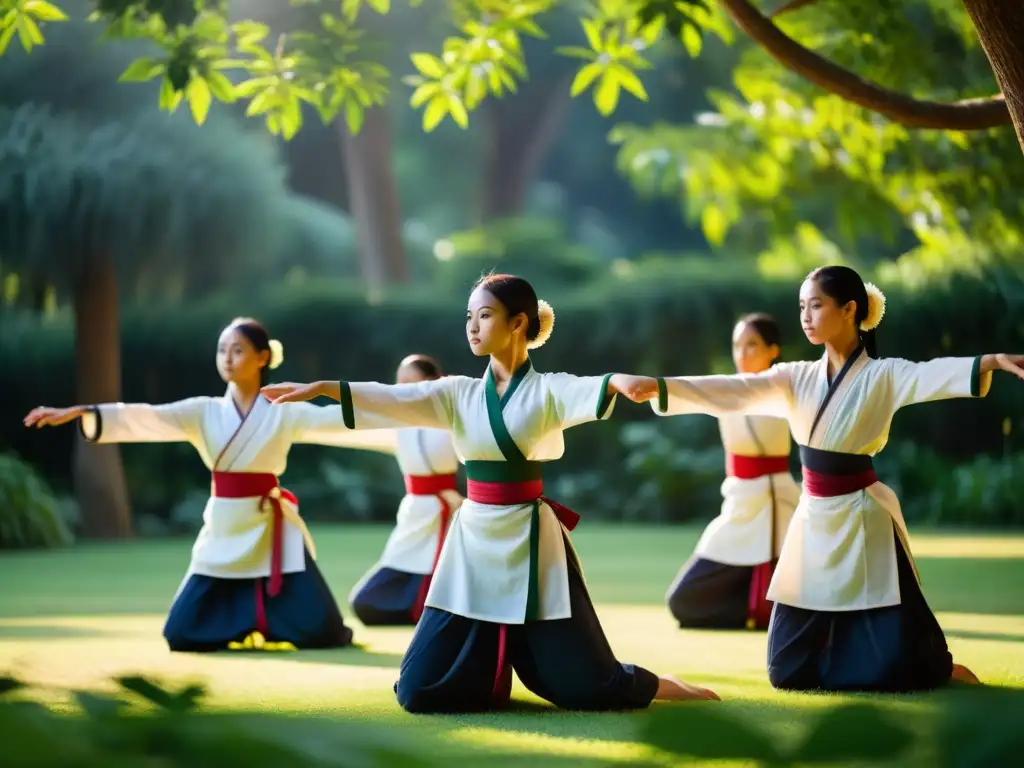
[527,300,555,350]
[268,339,285,370]
[860,283,886,332]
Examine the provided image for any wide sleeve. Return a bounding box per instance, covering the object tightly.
[651,366,793,420]
[288,403,398,454]
[79,398,206,444]
[546,373,617,430]
[337,377,460,431]
[889,356,992,410]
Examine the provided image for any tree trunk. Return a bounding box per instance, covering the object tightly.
[72,255,132,539]
[962,0,1024,150]
[338,106,408,293]
[481,74,573,222]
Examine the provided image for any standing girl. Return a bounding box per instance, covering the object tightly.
[347,354,465,626]
[24,317,359,653]
[643,266,1023,691]
[262,274,719,712]
[667,314,800,630]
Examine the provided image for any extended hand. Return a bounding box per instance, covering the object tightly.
[260,382,324,404]
[23,406,85,428]
[609,374,659,403]
[996,354,1024,381]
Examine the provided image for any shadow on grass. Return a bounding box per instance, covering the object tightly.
[209,643,406,669]
[0,623,113,641]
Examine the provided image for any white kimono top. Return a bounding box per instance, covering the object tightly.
[338,427,464,599]
[329,359,616,624]
[81,394,363,582]
[653,352,991,612]
[696,414,801,566]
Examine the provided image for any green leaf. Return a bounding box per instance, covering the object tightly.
[345,98,364,134]
[280,96,302,140]
[187,76,212,125]
[570,62,603,97]
[422,95,448,132]
[205,70,236,102]
[581,18,602,51]
[556,45,596,60]
[410,82,440,108]
[701,204,727,247]
[24,1,68,22]
[682,24,702,58]
[594,70,621,116]
[119,57,164,83]
[17,15,43,52]
[612,64,647,101]
[411,52,445,79]
[0,676,26,697]
[366,0,390,12]
[158,76,184,111]
[447,92,468,128]
[246,88,277,116]
[0,20,17,56]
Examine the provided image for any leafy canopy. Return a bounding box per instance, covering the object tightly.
[0,0,728,137]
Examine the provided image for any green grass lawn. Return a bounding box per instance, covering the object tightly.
[1,524,1023,766]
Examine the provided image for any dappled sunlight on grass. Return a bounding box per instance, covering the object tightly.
[1,525,1022,764]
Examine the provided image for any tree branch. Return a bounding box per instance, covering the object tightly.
[718,0,1010,130]
[770,0,822,17]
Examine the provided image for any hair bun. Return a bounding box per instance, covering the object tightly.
[860,283,886,332]
[268,339,285,370]
[527,300,555,350]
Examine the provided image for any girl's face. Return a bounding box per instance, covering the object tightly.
[465,287,524,357]
[732,322,779,374]
[216,328,267,385]
[799,278,855,346]
[396,363,431,384]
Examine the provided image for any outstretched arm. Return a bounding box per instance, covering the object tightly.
[24,400,203,444]
[892,353,1021,409]
[262,378,457,431]
[288,403,398,453]
[648,367,793,420]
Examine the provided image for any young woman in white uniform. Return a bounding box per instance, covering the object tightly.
[262,274,720,711]
[666,314,800,630]
[24,318,357,652]
[642,266,1024,691]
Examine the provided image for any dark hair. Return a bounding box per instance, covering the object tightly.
[226,316,272,384]
[473,273,542,343]
[737,312,782,350]
[399,354,444,379]
[806,266,878,357]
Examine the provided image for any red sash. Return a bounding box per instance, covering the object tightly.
[464,478,581,702]
[211,471,297,636]
[406,474,458,622]
[466,479,580,530]
[726,455,788,629]
[802,467,878,498]
[727,454,790,479]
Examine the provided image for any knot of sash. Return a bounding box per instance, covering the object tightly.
[211,471,298,598]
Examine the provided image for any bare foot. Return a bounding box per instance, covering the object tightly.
[951,663,981,685]
[655,675,721,701]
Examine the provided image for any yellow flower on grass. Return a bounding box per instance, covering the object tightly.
[227,631,296,652]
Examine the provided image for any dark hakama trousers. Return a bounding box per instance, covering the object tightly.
[351,566,430,627]
[163,548,353,652]
[667,557,777,629]
[394,534,660,713]
[767,529,953,692]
